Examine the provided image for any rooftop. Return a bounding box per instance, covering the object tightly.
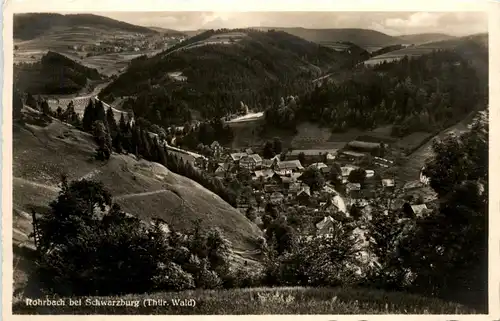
[289,149,339,156]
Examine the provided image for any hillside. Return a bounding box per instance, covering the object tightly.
[13,108,262,258]
[364,33,488,69]
[398,33,456,45]
[14,13,156,41]
[99,29,366,125]
[148,26,186,36]
[251,27,401,50]
[14,51,103,95]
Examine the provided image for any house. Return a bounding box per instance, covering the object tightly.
[322,185,337,195]
[264,184,282,193]
[316,216,336,235]
[346,183,361,199]
[403,180,423,191]
[296,186,312,205]
[245,148,254,155]
[309,162,328,170]
[374,156,394,168]
[324,195,347,214]
[262,156,280,169]
[269,192,284,204]
[365,169,375,178]
[347,140,382,152]
[410,204,428,217]
[240,154,263,170]
[288,182,302,195]
[288,149,338,163]
[381,178,395,191]
[210,141,223,157]
[341,166,357,177]
[339,150,367,162]
[277,160,304,172]
[252,169,275,181]
[214,162,231,177]
[194,156,208,170]
[227,152,248,163]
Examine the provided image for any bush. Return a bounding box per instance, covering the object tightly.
[152,262,195,291]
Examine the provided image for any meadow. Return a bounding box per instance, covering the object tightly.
[12,286,477,314]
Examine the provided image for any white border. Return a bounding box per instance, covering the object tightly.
[2,0,499,320]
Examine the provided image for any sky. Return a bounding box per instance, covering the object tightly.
[95,11,488,36]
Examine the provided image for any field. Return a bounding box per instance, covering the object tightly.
[12,108,263,294]
[363,46,433,66]
[12,286,477,314]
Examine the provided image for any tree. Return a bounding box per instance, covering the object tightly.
[119,113,128,133]
[298,152,306,166]
[106,107,117,134]
[13,88,23,120]
[263,141,275,159]
[94,100,106,123]
[348,168,366,185]
[93,120,112,160]
[399,112,488,308]
[82,99,95,132]
[40,100,51,116]
[26,93,38,109]
[35,177,172,296]
[299,167,325,192]
[272,137,283,155]
[245,207,257,222]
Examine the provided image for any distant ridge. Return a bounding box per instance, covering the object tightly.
[397,33,456,45]
[14,13,156,40]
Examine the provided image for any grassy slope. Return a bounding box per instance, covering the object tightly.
[13,109,262,254]
[13,286,477,314]
[365,33,488,66]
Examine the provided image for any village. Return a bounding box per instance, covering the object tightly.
[186,134,435,237]
[69,33,187,55]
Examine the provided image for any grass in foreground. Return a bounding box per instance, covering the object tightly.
[13,286,477,314]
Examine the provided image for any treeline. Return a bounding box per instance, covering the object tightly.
[265,49,485,137]
[99,29,364,127]
[32,176,251,296]
[14,51,102,95]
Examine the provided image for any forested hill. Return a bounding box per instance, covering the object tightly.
[14,51,103,95]
[99,29,368,126]
[14,13,156,40]
[265,47,487,136]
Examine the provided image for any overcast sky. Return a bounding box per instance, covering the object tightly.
[96,11,487,36]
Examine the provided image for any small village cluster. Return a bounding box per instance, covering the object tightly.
[192,138,433,235]
[69,33,186,54]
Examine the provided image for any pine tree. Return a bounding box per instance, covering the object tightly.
[41,100,51,116]
[13,89,23,120]
[26,93,38,110]
[94,100,106,122]
[82,99,95,132]
[119,113,128,133]
[106,107,117,134]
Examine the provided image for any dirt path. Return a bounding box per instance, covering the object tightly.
[114,189,171,200]
[397,115,474,183]
[13,177,60,193]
